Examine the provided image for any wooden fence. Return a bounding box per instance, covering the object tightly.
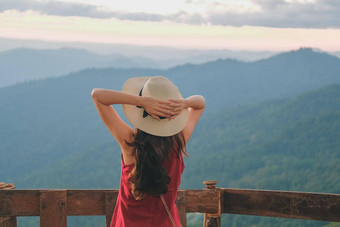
[1,181,339,227]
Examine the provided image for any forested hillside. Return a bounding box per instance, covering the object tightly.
[0,48,160,87]
[2,48,340,183]
[182,84,340,193]
[1,48,339,226]
[16,84,340,192]
[16,84,340,227]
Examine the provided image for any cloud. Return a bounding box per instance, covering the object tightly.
[1,0,340,28]
[200,0,340,28]
[184,0,340,28]
[0,0,163,21]
[252,0,287,10]
[0,0,101,17]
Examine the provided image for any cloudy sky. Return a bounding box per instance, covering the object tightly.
[1,0,339,51]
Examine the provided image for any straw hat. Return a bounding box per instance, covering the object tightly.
[122,76,189,137]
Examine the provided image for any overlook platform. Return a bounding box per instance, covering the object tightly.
[1,181,339,227]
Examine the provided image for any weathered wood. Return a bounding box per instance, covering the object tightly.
[203,194,222,227]
[203,216,219,227]
[0,190,39,216]
[4,184,15,190]
[0,216,17,227]
[176,191,186,227]
[0,183,17,227]
[39,190,67,227]
[185,189,219,213]
[203,181,218,189]
[68,190,111,215]
[105,191,118,227]
[1,188,340,225]
[0,183,15,190]
[203,181,221,227]
[222,188,340,222]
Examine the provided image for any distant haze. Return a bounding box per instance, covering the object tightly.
[0,38,278,87]
[1,38,340,88]
[0,37,277,59]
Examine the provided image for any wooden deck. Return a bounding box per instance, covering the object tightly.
[1,181,339,227]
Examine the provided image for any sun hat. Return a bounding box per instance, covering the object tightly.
[122,76,189,137]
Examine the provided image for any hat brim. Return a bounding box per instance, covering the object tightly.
[122,76,189,137]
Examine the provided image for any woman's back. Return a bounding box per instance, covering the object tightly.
[111,146,184,227]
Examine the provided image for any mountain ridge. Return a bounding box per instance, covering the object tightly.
[14,84,340,193]
[0,47,161,87]
[1,49,339,227]
[1,48,339,181]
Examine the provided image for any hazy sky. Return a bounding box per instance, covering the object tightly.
[1,0,339,51]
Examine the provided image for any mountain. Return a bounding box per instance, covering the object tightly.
[330,51,340,59]
[0,67,161,181]
[197,85,340,227]
[14,84,340,227]
[0,47,274,88]
[1,48,340,182]
[2,46,338,90]
[166,48,340,109]
[1,48,340,226]
[0,48,160,87]
[0,37,276,61]
[181,84,340,191]
[14,84,340,191]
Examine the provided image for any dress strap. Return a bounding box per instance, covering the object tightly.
[160,195,182,227]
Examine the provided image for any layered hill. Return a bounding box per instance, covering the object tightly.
[167,48,340,109]
[0,48,159,87]
[15,84,340,194]
[1,48,339,226]
[15,84,340,227]
[0,46,277,87]
[1,48,340,183]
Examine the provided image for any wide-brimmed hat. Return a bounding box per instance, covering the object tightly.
[122,76,189,137]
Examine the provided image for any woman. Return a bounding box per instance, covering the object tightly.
[91,76,205,227]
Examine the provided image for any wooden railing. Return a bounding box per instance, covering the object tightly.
[0,182,16,227]
[1,181,339,227]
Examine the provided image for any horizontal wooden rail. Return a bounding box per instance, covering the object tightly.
[1,188,339,227]
[222,188,340,222]
[0,189,220,215]
[0,190,120,227]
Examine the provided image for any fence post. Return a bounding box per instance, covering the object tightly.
[0,183,17,227]
[39,190,67,227]
[203,181,221,227]
[176,191,187,227]
[105,191,118,227]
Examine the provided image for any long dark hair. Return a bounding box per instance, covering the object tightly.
[126,129,187,200]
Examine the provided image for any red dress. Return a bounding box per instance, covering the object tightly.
[110,147,184,227]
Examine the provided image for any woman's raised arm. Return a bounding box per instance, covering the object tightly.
[169,95,205,143]
[91,89,175,145]
[91,89,135,147]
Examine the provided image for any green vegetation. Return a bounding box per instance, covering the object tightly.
[11,84,340,227]
[182,84,340,193]
[183,85,340,226]
[1,49,339,226]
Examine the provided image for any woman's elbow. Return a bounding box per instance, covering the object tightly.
[199,95,206,110]
[91,88,99,99]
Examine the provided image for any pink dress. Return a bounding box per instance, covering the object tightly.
[110,147,184,227]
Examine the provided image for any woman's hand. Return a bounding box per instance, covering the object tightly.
[142,97,174,120]
[168,99,188,120]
